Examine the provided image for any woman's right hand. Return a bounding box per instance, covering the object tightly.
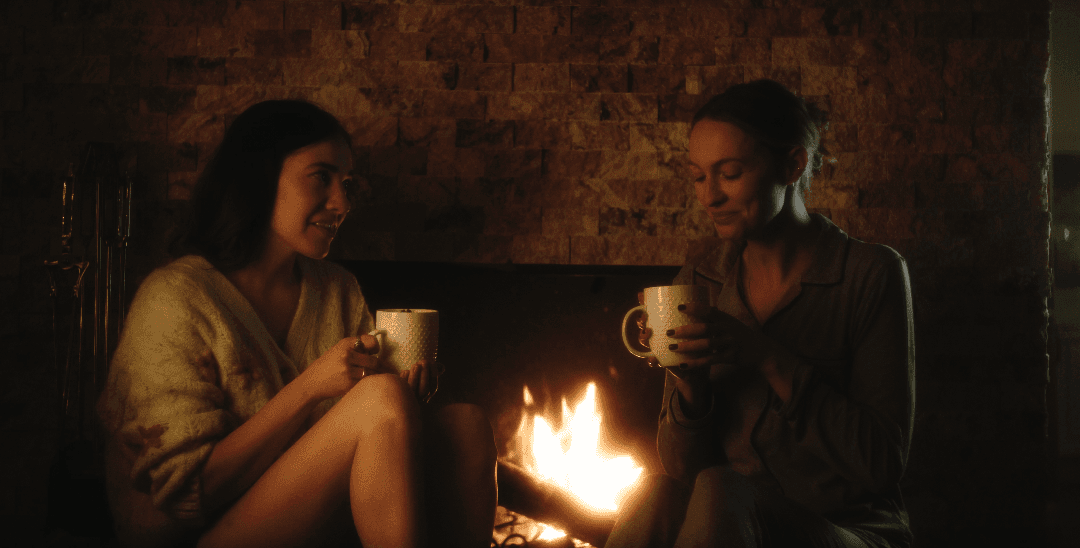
[298,335,384,402]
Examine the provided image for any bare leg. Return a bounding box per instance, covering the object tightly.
[198,373,423,548]
[351,379,425,548]
[422,403,498,548]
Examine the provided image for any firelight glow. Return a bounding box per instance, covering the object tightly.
[517,383,644,522]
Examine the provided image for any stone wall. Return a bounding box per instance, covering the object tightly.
[0,0,1052,544]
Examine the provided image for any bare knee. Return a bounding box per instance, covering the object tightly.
[340,374,421,435]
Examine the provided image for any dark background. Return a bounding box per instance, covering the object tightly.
[1,0,1075,546]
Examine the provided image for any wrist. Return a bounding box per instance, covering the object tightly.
[290,369,326,409]
[673,373,711,418]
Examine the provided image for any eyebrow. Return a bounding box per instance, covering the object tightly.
[307,162,356,176]
[690,157,746,171]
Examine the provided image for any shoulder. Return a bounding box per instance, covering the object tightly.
[813,214,906,281]
[846,238,907,274]
[133,255,219,308]
[841,238,911,302]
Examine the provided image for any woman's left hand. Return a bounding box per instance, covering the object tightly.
[401,359,442,403]
[669,301,772,378]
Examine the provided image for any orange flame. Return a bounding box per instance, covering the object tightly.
[514,382,644,540]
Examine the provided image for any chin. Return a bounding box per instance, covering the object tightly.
[299,242,333,260]
[712,223,746,241]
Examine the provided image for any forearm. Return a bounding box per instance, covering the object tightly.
[658,374,722,484]
[201,379,319,513]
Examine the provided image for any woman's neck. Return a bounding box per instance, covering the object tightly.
[742,187,816,281]
[226,241,301,300]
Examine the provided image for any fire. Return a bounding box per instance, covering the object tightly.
[514,382,644,540]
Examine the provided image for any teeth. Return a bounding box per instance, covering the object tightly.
[314,222,337,231]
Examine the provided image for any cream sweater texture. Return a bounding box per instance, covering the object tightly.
[98,255,373,527]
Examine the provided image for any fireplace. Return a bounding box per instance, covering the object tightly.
[343,260,680,544]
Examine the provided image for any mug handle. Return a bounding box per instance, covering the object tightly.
[621,306,655,360]
[368,329,387,359]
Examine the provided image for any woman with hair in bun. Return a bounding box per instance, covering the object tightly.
[98,100,497,548]
[608,79,915,547]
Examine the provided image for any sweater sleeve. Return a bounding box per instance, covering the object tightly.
[98,268,232,519]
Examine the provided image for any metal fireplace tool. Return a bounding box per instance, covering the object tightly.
[43,142,132,538]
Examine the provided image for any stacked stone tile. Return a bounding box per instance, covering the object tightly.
[0,0,1054,544]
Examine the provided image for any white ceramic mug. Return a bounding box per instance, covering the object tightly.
[369,309,439,373]
[621,285,710,367]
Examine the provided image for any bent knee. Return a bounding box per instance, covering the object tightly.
[341,373,420,427]
[691,466,755,509]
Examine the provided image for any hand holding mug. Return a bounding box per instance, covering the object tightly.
[301,335,384,402]
[369,308,441,403]
[667,301,770,377]
[400,358,443,403]
[621,285,710,368]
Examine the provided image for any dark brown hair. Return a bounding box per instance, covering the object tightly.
[170,100,352,272]
[693,79,828,193]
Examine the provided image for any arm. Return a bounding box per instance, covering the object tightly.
[199,371,319,514]
[201,336,380,514]
[654,266,726,484]
[656,370,725,484]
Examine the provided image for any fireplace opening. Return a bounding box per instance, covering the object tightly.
[344,260,681,544]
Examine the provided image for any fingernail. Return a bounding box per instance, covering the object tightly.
[677,304,686,311]
[666,329,675,336]
[668,343,678,351]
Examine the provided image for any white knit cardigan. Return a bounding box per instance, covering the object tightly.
[97,255,373,537]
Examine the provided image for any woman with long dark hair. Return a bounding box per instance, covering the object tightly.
[608,80,915,547]
[98,100,497,548]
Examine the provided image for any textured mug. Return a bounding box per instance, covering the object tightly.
[621,285,710,367]
[369,309,439,372]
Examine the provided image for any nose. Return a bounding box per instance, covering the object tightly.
[326,178,351,214]
[695,175,725,208]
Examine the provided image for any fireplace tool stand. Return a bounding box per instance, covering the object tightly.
[43,142,132,538]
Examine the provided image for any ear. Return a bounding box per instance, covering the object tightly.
[784,147,809,187]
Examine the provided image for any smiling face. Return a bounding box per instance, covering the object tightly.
[688,119,790,241]
[267,138,355,260]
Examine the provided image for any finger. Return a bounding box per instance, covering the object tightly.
[356,334,379,354]
[350,365,372,382]
[637,291,645,305]
[348,350,381,371]
[679,301,714,320]
[407,362,421,392]
[667,322,715,340]
[669,333,732,354]
[417,361,430,399]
